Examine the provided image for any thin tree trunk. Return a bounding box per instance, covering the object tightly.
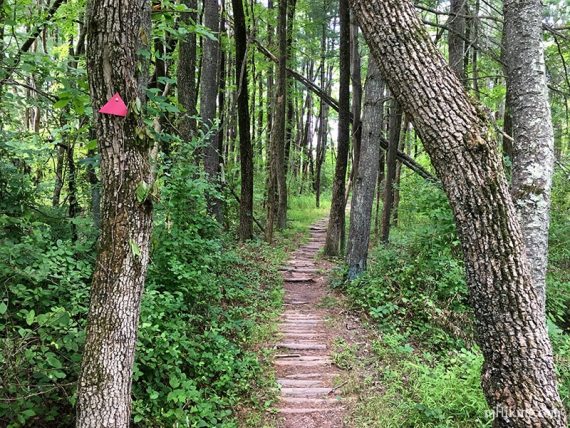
[381,99,402,244]
[76,0,153,425]
[351,1,567,425]
[503,0,555,310]
[232,0,254,241]
[266,0,288,241]
[52,145,65,206]
[66,142,79,241]
[448,0,467,83]
[324,0,350,256]
[201,0,222,221]
[471,0,480,97]
[86,146,101,231]
[346,58,384,279]
[392,118,407,226]
[349,12,362,180]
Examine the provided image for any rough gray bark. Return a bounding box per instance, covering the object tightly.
[324,0,350,256]
[503,0,554,310]
[380,99,402,244]
[449,0,467,82]
[346,59,384,280]
[178,0,198,143]
[350,0,567,426]
[201,0,222,221]
[76,0,153,426]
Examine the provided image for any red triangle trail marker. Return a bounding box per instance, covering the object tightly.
[99,93,128,117]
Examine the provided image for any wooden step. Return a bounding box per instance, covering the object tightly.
[281,387,333,397]
[276,342,327,350]
[277,379,326,388]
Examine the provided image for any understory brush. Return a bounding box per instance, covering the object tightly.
[339,172,570,426]
[0,152,285,427]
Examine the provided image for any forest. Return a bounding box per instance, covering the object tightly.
[0,0,569,426]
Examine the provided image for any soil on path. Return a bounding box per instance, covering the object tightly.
[272,219,347,428]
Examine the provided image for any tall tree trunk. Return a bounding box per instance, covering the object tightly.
[324,0,350,256]
[351,1,567,426]
[471,0,480,97]
[314,21,328,208]
[380,99,402,244]
[349,12,362,180]
[374,149,385,239]
[232,0,254,241]
[178,0,198,145]
[76,0,153,426]
[266,0,288,241]
[504,0,555,310]
[448,0,467,83]
[346,58,384,279]
[392,119,406,227]
[283,0,297,182]
[201,0,222,221]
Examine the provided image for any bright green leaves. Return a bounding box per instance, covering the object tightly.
[129,239,142,259]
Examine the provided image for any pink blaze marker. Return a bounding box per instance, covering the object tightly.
[99,93,128,117]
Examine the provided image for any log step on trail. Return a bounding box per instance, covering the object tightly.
[269,218,345,426]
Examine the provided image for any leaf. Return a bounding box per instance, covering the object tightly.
[53,98,70,109]
[46,353,63,369]
[129,239,141,258]
[0,302,6,315]
[136,181,150,203]
[26,309,35,326]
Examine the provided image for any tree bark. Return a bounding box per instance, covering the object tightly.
[350,0,567,426]
[380,99,402,244]
[350,12,362,180]
[201,0,222,221]
[76,0,153,426]
[346,58,384,279]
[232,0,254,241]
[503,0,555,310]
[324,0,350,256]
[448,0,467,82]
[266,0,288,242]
[52,144,65,207]
[178,0,198,144]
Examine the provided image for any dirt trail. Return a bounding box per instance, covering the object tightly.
[273,219,346,427]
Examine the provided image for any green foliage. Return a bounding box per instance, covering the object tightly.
[0,221,92,426]
[354,334,490,428]
[0,143,284,427]
[342,168,570,423]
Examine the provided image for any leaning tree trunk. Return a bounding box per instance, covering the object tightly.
[503,0,555,310]
[346,58,384,280]
[232,0,254,241]
[76,0,153,426]
[324,0,350,256]
[201,0,222,221]
[350,1,567,426]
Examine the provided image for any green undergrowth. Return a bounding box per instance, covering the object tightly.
[335,171,570,427]
[0,147,328,427]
